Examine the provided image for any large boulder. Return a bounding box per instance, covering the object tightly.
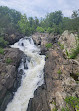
[59,30,78,53]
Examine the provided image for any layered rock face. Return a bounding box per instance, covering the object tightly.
[0,48,23,110]
[27,32,79,111]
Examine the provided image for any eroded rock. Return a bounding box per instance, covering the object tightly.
[0,48,23,110]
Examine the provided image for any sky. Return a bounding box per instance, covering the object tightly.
[0,0,79,18]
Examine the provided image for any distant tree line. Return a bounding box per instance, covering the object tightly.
[0,6,79,37]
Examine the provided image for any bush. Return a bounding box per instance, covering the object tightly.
[46,27,55,34]
[0,37,8,47]
[45,43,52,48]
[0,48,4,54]
[36,26,45,33]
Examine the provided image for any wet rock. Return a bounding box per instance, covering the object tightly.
[0,48,23,110]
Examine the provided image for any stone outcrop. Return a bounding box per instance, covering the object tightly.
[27,32,79,111]
[4,32,24,45]
[32,32,60,47]
[59,30,78,53]
[0,48,23,111]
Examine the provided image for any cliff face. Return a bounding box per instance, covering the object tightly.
[0,48,23,111]
[0,32,25,111]
[27,32,79,111]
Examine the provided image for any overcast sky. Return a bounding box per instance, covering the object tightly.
[0,0,79,18]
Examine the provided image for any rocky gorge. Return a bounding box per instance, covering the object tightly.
[27,31,79,111]
[0,31,79,111]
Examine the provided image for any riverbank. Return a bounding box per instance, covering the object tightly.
[27,31,79,111]
[0,33,24,111]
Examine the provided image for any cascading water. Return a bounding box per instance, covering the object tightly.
[5,37,45,111]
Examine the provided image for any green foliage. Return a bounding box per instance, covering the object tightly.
[65,49,69,57]
[57,69,62,74]
[36,26,45,33]
[0,37,8,47]
[52,108,57,111]
[45,43,52,48]
[61,96,79,111]
[0,6,79,38]
[60,44,64,50]
[0,48,4,54]
[58,42,64,50]
[76,72,79,76]
[0,6,21,34]
[65,96,79,109]
[46,27,55,34]
[6,58,12,64]
[61,107,70,111]
[46,55,48,59]
[69,44,79,59]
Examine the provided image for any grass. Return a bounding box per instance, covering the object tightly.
[45,43,52,48]
[65,49,69,57]
[69,44,79,59]
[51,101,57,111]
[57,69,62,74]
[58,42,64,50]
[61,96,79,111]
[64,96,79,110]
[6,58,12,64]
[61,107,70,111]
[0,48,4,54]
[76,72,79,76]
[52,108,57,111]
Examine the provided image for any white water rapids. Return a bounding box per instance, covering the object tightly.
[5,37,45,111]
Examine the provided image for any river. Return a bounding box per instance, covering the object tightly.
[5,37,45,111]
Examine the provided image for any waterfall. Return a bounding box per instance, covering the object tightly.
[5,37,45,111]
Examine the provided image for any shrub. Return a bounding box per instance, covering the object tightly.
[58,42,64,50]
[45,43,52,48]
[69,44,79,59]
[65,49,69,57]
[46,27,55,34]
[36,26,45,33]
[0,48,4,54]
[61,96,79,111]
[61,107,70,111]
[65,96,79,109]
[0,37,8,47]
[6,58,12,64]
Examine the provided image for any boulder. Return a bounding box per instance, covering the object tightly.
[4,32,24,45]
[59,30,78,53]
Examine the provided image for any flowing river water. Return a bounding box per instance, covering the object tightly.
[5,37,45,111]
